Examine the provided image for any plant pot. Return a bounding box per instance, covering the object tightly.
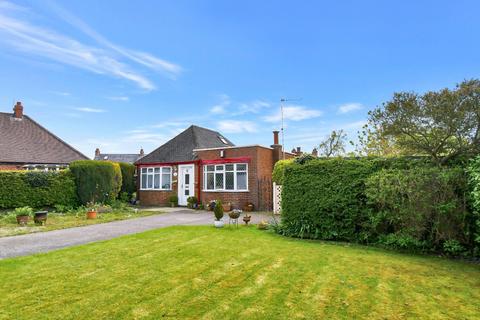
[16,215,29,226]
[86,210,97,219]
[243,204,254,212]
[243,216,251,225]
[34,211,48,225]
[214,220,224,228]
[222,203,232,212]
[228,211,241,219]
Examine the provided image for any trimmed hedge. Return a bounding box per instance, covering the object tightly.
[467,156,480,253]
[69,160,122,205]
[278,157,479,257]
[0,170,78,209]
[118,162,136,196]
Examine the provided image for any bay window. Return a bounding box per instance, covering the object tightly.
[140,166,172,190]
[203,163,248,191]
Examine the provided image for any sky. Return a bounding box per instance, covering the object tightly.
[0,0,479,158]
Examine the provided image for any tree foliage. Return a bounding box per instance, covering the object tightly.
[359,79,480,164]
[318,130,347,158]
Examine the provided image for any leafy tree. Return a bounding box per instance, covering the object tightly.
[363,79,480,164]
[318,130,347,158]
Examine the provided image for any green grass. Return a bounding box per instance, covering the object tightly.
[0,209,163,237]
[0,226,479,320]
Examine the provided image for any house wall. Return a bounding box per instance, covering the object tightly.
[136,164,181,206]
[0,163,23,170]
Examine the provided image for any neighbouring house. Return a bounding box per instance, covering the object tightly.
[94,148,145,164]
[135,125,294,210]
[0,102,88,170]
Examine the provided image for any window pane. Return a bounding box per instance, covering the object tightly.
[148,168,153,173]
[154,174,160,189]
[225,164,234,171]
[147,175,153,188]
[215,172,224,189]
[206,165,214,172]
[162,167,171,174]
[141,168,147,173]
[215,165,224,171]
[206,173,214,190]
[236,164,247,171]
[141,174,147,189]
[237,172,247,190]
[185,173,190,185]
[226,172,234,190]
[162,174,171,189]
[154,167,160,173]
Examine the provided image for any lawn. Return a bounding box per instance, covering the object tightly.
[0,227,479,320]
[0,208,163,237]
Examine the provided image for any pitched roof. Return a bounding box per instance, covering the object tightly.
[94,153,143,164]
[136,125,234,164]
[0,112,88,164]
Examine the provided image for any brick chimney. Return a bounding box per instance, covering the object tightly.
[13,101,23,119]
[139,148,145,156]
[271,130,282,165]
[312,148,318,157]
[296,147,301,154]
[95,148,100,157]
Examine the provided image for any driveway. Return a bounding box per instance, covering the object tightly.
[0,208,274,259]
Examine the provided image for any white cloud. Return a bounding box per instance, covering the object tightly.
[209,94,230,114]
[218,120,257,133]
[237,100,270,114]
[210,105,226,114]
[107,96,129,101]
[338,103,363,114]
[50,91,71,96]
[263,105,323,123]
[74,107,105,113]
[0,1,182,90]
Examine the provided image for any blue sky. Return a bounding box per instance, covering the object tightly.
[0,0,479,157]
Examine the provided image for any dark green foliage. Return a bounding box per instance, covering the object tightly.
[69,160,122,205]
[279,157,479,257]
[118,162,136,196]
[214,200,224,220]
[294,153,316,165]
[272,159,295,185]
[168,194,178,206]
[467,156,480,254]
[187,196,198,209]
[0,170,78,209]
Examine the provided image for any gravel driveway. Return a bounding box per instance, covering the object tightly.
[0,208,273,259]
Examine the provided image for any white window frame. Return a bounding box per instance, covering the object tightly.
[140,166,172,191]
[203,163,248,192]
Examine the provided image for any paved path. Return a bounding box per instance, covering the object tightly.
[0,208,273,259]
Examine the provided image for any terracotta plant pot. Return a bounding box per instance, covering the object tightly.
[243,216,251,225]
[34,211,48,225]
[16,215,29,226]
[222,203,232,212]
[86,210,97,219]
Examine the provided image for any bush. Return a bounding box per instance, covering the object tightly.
[69,160,122,205]
[187,196,198,208]
[0,170,78,209]
[467,156,480,254]
[118,162,136,196]
[168,194,178,206]
[14,206,33,217]
[272,159,295,185]
[214,200,224,220]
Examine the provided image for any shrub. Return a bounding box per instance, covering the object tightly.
[214,200,224,220]
[272,159,295,185]
[69,160,122,205]
[118,162,136,196]
[14,206,33,217]
[187,196,198,208]
[467,156,480,254]
[0,170,78,209]
[168,194,178,206]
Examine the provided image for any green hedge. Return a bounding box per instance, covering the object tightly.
[278,157,479,257]
[118,162,136,196]
[69,160,122,205]
[467,156,480,253]
[0,170,78,209]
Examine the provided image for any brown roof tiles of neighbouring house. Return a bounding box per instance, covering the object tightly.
[0,103,88,164]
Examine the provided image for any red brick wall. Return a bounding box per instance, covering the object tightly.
[0,163,24,170]
[136,164,180,206]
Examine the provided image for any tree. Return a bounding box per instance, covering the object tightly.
[363,79,480,164]
[318,130,347,158]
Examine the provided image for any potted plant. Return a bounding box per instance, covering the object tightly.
[222,202,232,212]
[229,209,242,220]
[15,206,33,226]
[243,211,252,225]
[187,196,198,209]
[213,200,224,228]
[169,194,178,207]
[243,202,254,212]
[33,210,48,225]
[86,202,99,219]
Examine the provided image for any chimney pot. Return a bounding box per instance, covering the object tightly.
[312,148,318,157]
[13,101,23,119]
[296,147,301,153]
[140,148,144,156]
[95,148,100,157]
[273,130,279,145]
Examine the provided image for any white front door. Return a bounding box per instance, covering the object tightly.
[178,164,195,206]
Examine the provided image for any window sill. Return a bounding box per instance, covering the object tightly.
[201,190,250,193]
[139,189,172,191]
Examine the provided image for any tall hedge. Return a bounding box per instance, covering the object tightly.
[278,157,479,257]
[0,170,78,209]
[118,162,136,196]
[467,156,480,254]
[69,160,122,204]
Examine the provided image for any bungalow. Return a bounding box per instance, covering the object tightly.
[0,102,88,170]
[135,125,293,210]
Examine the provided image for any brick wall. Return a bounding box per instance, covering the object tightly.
[0,163,24,170]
